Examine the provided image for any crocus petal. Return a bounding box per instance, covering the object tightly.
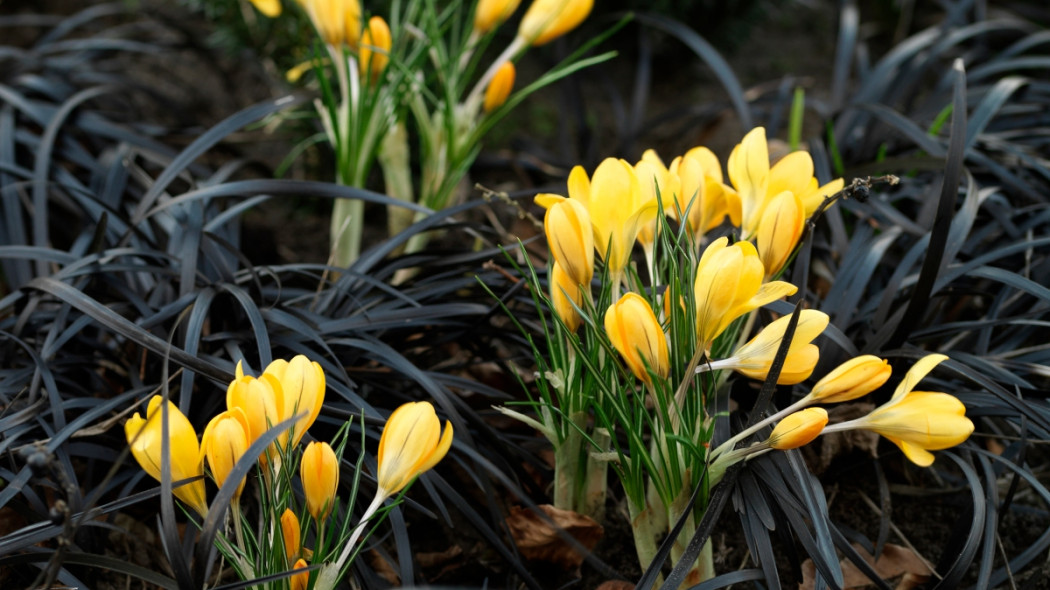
[301,441,339,520]
[518,0,593,46]
[377,402,453,497]
[727,310,828,384]
[265,355,326,448]
[545,198,594,288]
[550,262,584,332]
[756,190,805,279]
[890,354,949,403]
[281,508,301,562]
[727,127,770,237]
[807,356,892,404]
[125,396,208,516]
[768,408,828,450]
[474,0,522,34]
[483,61,516,113]
[604,293,669,384]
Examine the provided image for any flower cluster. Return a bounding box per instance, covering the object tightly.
[250,0,602,267]
[124,355,452,590]
[503,127,973,583]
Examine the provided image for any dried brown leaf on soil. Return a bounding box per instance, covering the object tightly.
[595,581,636,590]
[799,542,932,589]
[506,504,604,572]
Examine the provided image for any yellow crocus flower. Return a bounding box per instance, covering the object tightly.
[280,508,301,562]
[518,0,593,46]
[483,61,516,113]
[124,396,208,516]
[226,361,285,460]
[825,354,974,466]
[604,292,669,385]
[633,149,677,249]
[474,0,522,34]
[803,355,892,404]
[248,0,282,17]
[264,355,326,448]
[301,441,339,520]
[302,0,362,49]
[359,16,391,82]
[693,237,797,351]
[756,190,805,279]
[669,147,738,239]
[550,262,584,333]
[587,158,658,277]
[712,309,828,385]
[200,407,251,499]
[767,408,828,450]
[768,150,845,218]
[727,127,771,238]
[291,558,310,590]
[544,197,594,288]
[377,401,453,498]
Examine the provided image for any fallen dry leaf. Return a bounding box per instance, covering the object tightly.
[368,548,400,585]
[506,504,603,572]
[800,542,932,589]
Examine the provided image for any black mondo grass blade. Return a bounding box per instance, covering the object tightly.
[885,58,968,351]
[930,452,986,590]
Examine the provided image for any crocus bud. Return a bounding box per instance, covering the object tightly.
[768,408,828,450]
[518,0,593,46]
[200,408,251,499]
[301,441,339,520]
[604,293,669,384]
[756,190,805,279]
[359,16,391,81]
[483,61,516,113]
[544,198,594,288]
[249,0,281,17]
[291,558,310,590]
[805,355,892,404]
[280,508,301,562]
[264,355,326,448]
[377,402,453,498]
[124,396,208,516]
[474,0,522,34]
[550,262,584,333]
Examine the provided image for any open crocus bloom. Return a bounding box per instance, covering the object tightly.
[264,355,326,448]
[693,237,797,351]
[824,354,975,466]
[704,309,828,385]
[124,396,208,516]
[377,402,453,498]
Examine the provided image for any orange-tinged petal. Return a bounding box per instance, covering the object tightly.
[768,408,828,450]
[281,508,301,562]
[359,16,391,82]
[301,441,339,520]
[291,558,310,590]
[604,293,669,384]
[483,61,516,113]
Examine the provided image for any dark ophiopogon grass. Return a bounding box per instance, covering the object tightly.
[0,4,551,589]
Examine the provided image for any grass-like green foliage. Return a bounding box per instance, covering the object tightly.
[589,2,1050,588]
[0,5,549,589]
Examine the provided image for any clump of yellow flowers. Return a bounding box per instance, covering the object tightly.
[244,0,609,268]
[499,127,974,585]
[124,355,452,590]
